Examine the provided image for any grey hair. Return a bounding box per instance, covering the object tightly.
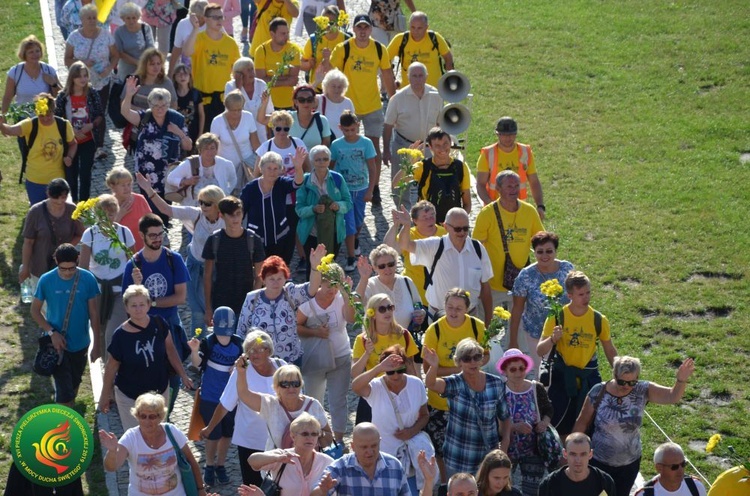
[309,144,330,161]
[189,0,208,15]
[79,3,98,17]
[243,329,274,354]
[409,11,428,24]
[233,57,255,72]
[654,442,684,464]
[321,69,349,94]
[147,87,172,107]
[368,243,399,266]
[119,2,141,19]
[131,392,167,419]
[453,338,483,366]
[495,169,520,189]
[407,62,428,78]
[259,151,283,170]
[613,356,641,379]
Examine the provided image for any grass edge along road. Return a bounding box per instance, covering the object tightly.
[0,0,748,491]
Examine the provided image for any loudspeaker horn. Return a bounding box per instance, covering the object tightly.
[438,103,471,136]
[437,70,471,103]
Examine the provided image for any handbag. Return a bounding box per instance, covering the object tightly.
[531,381,563,469]
[322,438,344,459]
[223,113,255,194]
[299,304,336,374]
[187,388,205,441]
[259,463,287,496]
[33,270,80,376]
[165,425,199,496]
[493,202,523,290]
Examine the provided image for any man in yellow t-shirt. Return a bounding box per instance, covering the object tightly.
[330,14,396,205]
[387,12,453,87]
[254,18,301,109]
[0,94,76,205]
[476,116,546,220]
[182,5,241,127]
[537,271,618,437]
[473,170,544,328]
[249,0,299,58]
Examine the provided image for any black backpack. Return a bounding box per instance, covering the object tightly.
[423,236,483,291]
[199,333,244,373]
[636,476,700,496]
[396,31,446,74]
[342,39,384,70]
[417,158,464,223]
[19,116,70,184]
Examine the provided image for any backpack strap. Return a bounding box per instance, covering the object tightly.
[434,321,440,341]
[343,40,350,70]
[55,117,70,164]
[685,476,700,496]
[300,113,323,141]
[593,309,602,338]
[416,158,434,201]
[470,316,478,339]
[19,117,41,183]
[424,237,445,291]
[396,32,410,73]
[427,31,445,74]
[320,95,327,114]
[470,239,482,260]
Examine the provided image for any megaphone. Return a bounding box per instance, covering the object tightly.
[438,103,471,136]
[437,70,471,103]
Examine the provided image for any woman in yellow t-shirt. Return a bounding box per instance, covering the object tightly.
[351,292,418,423]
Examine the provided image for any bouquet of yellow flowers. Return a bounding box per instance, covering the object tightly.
[706,434,750,472]
[480,306,511,351]
[316,254,366,331]
[72,198,134,261]
[395,148,424,195]
[540,278,565,324]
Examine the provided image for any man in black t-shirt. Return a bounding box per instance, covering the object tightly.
[202,196,265,328]
[538,433,616,496]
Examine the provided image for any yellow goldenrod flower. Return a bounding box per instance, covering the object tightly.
[337,11,349,27]
[313,15,330,30]
[321,254,335,264]
[35,98,48,116]
[493,307,511,320]
[195,328,203,337]
[706,434,722,453]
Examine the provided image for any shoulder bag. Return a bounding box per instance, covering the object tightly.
[493,202,522,290]
[165,424,199,496]
[531,380,563,469]
[223,113,255,194]
[260,462,287,496]
[34,270,80,376]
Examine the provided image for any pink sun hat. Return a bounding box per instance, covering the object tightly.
[495,348,535,375]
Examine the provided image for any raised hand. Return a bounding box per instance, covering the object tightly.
[422,346,438,368]
[98,429,119,452]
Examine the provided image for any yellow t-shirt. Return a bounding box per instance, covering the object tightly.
[192,31,241,100]
[254,41,301,109]
[249,0,299,57]
[412,159,471,201]
[302,31,347,90]
[352,330,419,373]
[21,118,75,185]
[541,305,611,369]
[476,142,537,201]
[422,316,486,410]
[398,224,447,305]
[387,31,450,87]
[330,39,390,115]
[473,199,544,291]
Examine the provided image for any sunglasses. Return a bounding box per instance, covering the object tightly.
[206,15,225,20]
[295,431,320,437]
[199,200,214,207]
[57,265,77,272]
[376,261,397,270]
[659,461,686,471]
[275,126,291,132]
[460,353,484,363]
[535,249,555,255]
[138,413,160,420]
[377,304,395,313]
[447,224,470,233]
[386,367,407,375]
[507,365,527,373]
[279,380,301,389]
[616,379,639,387]
[296,96,315,103]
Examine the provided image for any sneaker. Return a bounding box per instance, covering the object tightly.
[354,239,360,256]
[95,148,108,160]
[204,466,215,487]
[215,465,230,485]
[344,257,356,272]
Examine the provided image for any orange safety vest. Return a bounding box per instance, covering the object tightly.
[481,142,531,201]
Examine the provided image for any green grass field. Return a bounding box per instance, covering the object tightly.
[0,0,748,490]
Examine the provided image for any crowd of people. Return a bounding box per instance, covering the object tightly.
[1,0,728,495]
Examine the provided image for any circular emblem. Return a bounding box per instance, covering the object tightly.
[11,404,94,487]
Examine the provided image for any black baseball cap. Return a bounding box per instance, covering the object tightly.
[353,14,372,26]
[495,116,518,135]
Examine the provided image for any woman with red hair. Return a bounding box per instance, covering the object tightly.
[236,246,326,363]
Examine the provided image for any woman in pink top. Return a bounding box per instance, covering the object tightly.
[106,166,152,252]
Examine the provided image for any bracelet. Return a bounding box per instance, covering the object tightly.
[537,204,546,211]
[148,192,157,199]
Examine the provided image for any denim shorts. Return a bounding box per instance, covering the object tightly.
[344,189,367,235]
[360,109,385,138]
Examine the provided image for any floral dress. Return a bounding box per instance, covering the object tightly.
[66,28,115,91]
[506,384,540,459]
[511,261,574,339]
[141,0,178,27]
[134,109,188,195]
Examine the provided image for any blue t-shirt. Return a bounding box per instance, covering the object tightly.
[35,268,100,352]
[108,316,170,399]
[329,136,376,192]
[511,261,574,339]
[199,334,244,403]
[121,249,190,321]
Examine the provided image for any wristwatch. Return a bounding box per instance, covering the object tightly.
[46,330,55,337]
[151,300,157,308]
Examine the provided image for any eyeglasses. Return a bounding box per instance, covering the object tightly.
[275,126,290,132]
[447,224,470,233]
[145,230,166,240]
[460,353,484,363]
[377,304,395,314]
[386,367,407,375]
[247,347,268,355]
[295,431,320,437]
[279,380,302,389]
[206,15,225,20]
[296,96,315,103]
[616,378,639,387]
[57,265,77,272]
[138,413,160,420]
[535,249,555,255]
[507,365,527,373]
[199,200,214,207]
[659,461,686,471]
[376,261,397,270]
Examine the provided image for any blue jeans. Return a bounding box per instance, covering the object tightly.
[186,251,205,337]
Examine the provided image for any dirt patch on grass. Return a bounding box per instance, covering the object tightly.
[685,271,742,283]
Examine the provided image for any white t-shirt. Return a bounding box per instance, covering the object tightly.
[225,79,274,142]
[365,376,427,457]
[258,394,329,450]
[171,205,225,261]
[81,224,135,291]
[220,357,286,450]
[212,111,260,167]
[118,423,188,496]
[365,275,420,330]
[651,478,708,496]
[316,95,354,140]
[298,293,351,358]
[174,18,206,49]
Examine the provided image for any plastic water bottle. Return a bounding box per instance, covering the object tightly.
[21,278,33,304]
